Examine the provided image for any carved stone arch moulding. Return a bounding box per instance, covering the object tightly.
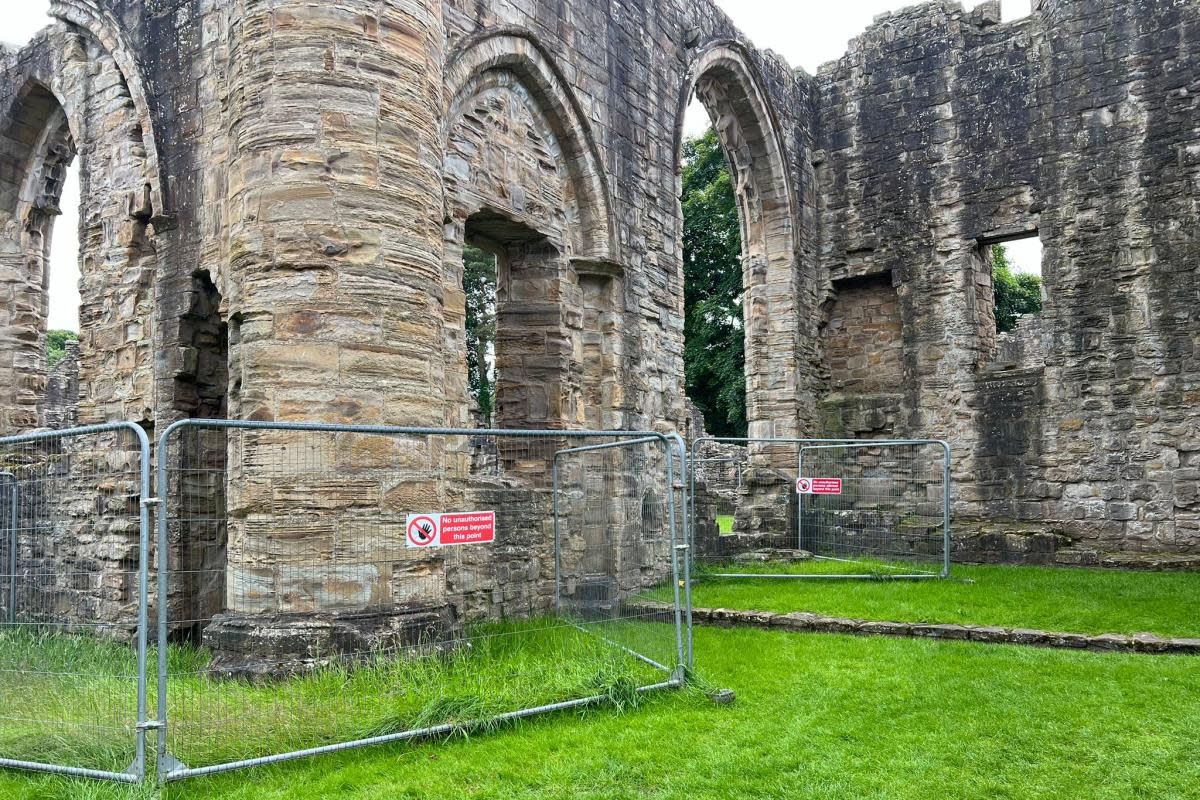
[444,70,574,251]
[0,80,76,238]
[49,0,165,218]
[444,29,617,266]
[675,41,797,274]
[0,25,155,257]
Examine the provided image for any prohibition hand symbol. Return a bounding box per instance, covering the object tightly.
[797,478,811,493]
[408,515,437,546]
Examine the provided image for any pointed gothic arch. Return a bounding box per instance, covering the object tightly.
[444,29,616,265]
[674,42,802,439]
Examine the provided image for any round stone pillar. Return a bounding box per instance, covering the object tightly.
[209,0,452,672]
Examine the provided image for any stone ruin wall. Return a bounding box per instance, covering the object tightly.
[0,0,1194,652]
[817,0,1200,567]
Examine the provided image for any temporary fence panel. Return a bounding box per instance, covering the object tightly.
[689,437,847,577]
[155,420,688,782]
[0,422,152,784]
[798,441,950,578]
[553,438,687,676]
[689,436,950,580]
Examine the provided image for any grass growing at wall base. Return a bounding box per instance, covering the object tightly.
[0,617,674,783]
[3,625,1198,800]
[669,561,1200,638]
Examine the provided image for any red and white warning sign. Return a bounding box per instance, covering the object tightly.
[796,478,843,495]
[405,512,496,548]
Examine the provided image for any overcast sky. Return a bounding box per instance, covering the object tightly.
[12,0,1038,329]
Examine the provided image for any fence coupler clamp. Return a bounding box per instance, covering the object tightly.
[141,497,163,508]
[136,719,164,731]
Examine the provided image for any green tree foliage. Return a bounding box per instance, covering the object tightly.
[991,244,1043,333]
[46,329,79,369]
[463,245,497,420]
[682,128,747,437]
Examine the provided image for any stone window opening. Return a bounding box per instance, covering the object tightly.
[463,210,566,432]
[5,92,83,429]
[676,45,801,446]
[679,95,748,439]
[823,272,905,394]
[39,148,82,430]
[976,231,1046,366]
[461,241,498,428]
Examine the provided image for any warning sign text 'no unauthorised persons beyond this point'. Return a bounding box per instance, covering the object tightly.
[796,478,843,495]
[406,512,496,548]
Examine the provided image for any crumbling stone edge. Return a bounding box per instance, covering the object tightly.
[628,601,1200,655]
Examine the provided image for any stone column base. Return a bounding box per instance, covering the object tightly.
[202,603,460,680]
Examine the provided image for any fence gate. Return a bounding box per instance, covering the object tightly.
[154,420,688,782]
[0,422,152,783]
[690,436,950,580]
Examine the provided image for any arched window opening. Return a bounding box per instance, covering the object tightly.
[2,91,83,430]
[677,47,799,444]
[40,157,82,429]
[680,96,747,438]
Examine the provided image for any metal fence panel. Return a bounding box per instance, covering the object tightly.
[689,436,950,580]
[0,422,151,783]
[156,420,687,781]
[799,441,951,579]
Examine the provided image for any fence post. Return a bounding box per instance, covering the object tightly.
[940,440,952,579]
[0,472,15,624]
[131,422,153,782]
[797,447,805,552]
[669,433,693,673]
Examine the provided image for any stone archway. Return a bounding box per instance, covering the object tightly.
[0,82,76,430]
[675,42,802,441]
[444,30,616,265]
[441,31,623,432]
[0,24,163,433]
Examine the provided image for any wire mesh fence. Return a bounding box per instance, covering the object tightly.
[690,436,950,580]
[0,422,152,784]
[799,441,951,578]
[154,420,688,782]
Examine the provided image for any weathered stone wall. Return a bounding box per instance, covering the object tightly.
[1,0,1198,650]
[816,0,1200,566]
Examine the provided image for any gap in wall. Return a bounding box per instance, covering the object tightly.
[680,96,747,438]
[986,232,1044,335]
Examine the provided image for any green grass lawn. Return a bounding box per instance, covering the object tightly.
[0,618,673,787]
[671,562,1200,638]
[2,625,1197,799]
